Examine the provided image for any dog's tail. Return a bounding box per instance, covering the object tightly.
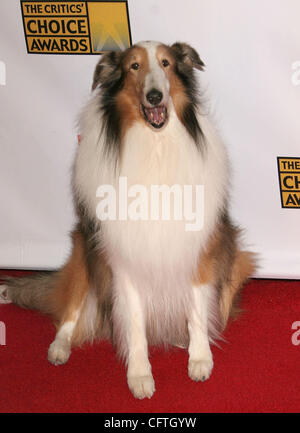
[0,271,59,316]
[0,230,91,324]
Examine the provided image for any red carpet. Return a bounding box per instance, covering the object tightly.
[0,270,300,413]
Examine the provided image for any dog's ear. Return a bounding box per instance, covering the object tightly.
[92,51,123,90]
[171,42,205,71]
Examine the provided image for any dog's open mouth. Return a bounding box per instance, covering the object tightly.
[142,105,167,129]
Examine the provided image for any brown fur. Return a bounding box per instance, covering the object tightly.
[116,46,150,139]
[71,226,113,346]
[3,220,255,348]
[195,214,256,329]
[156,45,191,123]
[46,230,90,326]
[49,228,113,346]
[91,42,205,151]
[3,272,58,314]
[116,44,197,139]
[220,250,256,327]
[2,43,256,357]
[2,228,113,347]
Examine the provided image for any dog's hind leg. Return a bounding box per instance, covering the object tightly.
[219,250,257,328]
[187,214,256,381]
[47,230,90,366]
[48,308,82,365]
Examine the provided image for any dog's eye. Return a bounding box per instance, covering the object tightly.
[131,63,139,70]
[162,59,169,67]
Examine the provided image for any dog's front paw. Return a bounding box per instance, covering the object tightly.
[127,374,156,399]
[0,285,11,304]
[188,357,213,382]
[48,340,71,366]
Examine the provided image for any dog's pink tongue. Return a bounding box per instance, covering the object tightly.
[153,107,161,123]
[147,106,165,124]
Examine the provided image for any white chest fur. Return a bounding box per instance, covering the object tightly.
[74,97,229,283]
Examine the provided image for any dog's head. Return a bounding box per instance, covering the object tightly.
[92,41,204,145]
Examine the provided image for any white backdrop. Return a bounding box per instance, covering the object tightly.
[0,0,299,278]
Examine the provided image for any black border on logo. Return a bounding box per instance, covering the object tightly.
[277,156,300,209]
[20,0,132,55]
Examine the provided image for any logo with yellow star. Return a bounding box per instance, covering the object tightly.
[21,0,132,54]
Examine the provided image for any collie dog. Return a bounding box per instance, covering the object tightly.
[0,41,255,399]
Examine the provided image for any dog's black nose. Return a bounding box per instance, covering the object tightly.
[146,89,163,106]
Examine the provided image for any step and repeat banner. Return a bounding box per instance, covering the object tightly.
[0,0,299,278]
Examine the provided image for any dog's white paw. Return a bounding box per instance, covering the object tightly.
[48,339,71,366]
[0,285,11,304]
[127,374,156,399]
[188,358,214,382]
